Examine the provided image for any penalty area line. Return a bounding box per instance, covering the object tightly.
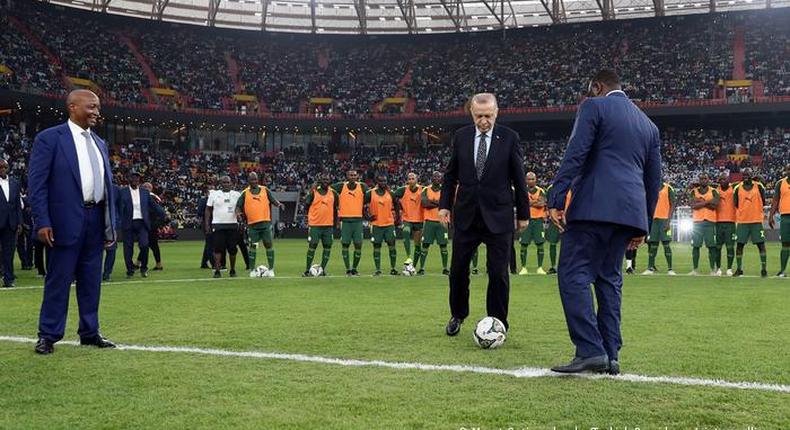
[0,335,788,394]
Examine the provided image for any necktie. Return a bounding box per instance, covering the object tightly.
[82,131,104,202]
[476,133,488,179]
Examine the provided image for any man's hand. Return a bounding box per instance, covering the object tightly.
[628,236,645,251]
[516,219,528,234]
[278,202,285,209]
[37,227,54,247]
[204,224,212,235]
[104,239,116,249]
[438,209,451,229]
[549,208,566,233]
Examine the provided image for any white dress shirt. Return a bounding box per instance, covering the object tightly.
[606,90,627,97]
[130,187,143,220]
[473,125,494,165]
[0,176,8,202]
[67,119,106,203]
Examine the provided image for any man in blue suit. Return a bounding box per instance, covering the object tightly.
[547,71,662,375]
[439,93,530,335]
[119,172,164,278]
[28,90,118,354]
[102,183,123,282]
[0,159,24,288]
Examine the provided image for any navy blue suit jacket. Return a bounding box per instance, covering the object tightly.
[119,186,164,231]
[28,122,117,246]
[440,124,530,234]
[547,92,662,235]
[0,177,23,229]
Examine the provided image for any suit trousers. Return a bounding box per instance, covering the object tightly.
[123,219,149,273]
[38,206,104,341]
[557,221,639,360]
[0,225,16,284]
[449,207,512,328]
[103,243,117,277]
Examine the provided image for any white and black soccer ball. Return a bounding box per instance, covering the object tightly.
[309,264,324,277]
[255,265,270,278]
[473,316,507,349]
[402,263,417,276]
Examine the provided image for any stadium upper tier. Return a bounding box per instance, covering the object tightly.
[1,2,789,116]
[36,0,790,34]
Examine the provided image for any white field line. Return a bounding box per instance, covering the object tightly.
[0,271,777,293]
[1,335,788,394]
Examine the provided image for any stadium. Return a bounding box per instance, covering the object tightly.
[1,0,789,427]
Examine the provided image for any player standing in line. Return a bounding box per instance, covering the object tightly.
[419,171,449,275]
[519,172,547,275]
[235,172,284,276]
[365,174,401,276]
[733,168,768,277]
[393,172,423,267]
[643,182,676,275]
[331,170,369,276]
[303,174,338,277]
[715,173,737,276]
[689,173,720,276]
[768,164,790,277]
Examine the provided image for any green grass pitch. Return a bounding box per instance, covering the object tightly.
[1,239,788,429]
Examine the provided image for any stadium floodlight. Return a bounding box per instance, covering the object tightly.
[679,219,694,234]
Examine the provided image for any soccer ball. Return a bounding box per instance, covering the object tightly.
[254,265,270,278]
[309,264,324,277]
[402,263,417,276]
[473,316,507,349]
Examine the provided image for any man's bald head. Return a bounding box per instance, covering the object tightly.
[66,89,100,129]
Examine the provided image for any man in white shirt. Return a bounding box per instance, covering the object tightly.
[119,172,163,278]
[0,159,24,288]
[205,175,242,278]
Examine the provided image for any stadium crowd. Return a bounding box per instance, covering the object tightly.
[2,3,789,115]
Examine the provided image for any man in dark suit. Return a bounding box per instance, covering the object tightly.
[439,93,530,335]
[119,172,164,278]
[547,70,662,375]
[0,159,24,288]
[28,90,118,354]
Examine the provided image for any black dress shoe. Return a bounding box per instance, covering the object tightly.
[442,269,450,276]
[608,360,620,375]
[141,271,149,278]
[445,317,463,336]
[80,335,117,348]
[229,270,237,278]
[35,338,54,354]
[102,274,111,282]
[213,271,221,278]
[733,269,744,277]
[551,355,609,373]
[547,268,557,275]
[2,282,14,288]
[471,268,479,275]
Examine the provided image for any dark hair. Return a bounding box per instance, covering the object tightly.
[591,70,621,88]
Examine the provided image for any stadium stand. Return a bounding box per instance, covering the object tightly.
[1,2,788,116]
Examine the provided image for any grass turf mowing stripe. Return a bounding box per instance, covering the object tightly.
[1,271,780,293]
[2,335,788,394]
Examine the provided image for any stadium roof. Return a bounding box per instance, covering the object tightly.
[47,0,787,34]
